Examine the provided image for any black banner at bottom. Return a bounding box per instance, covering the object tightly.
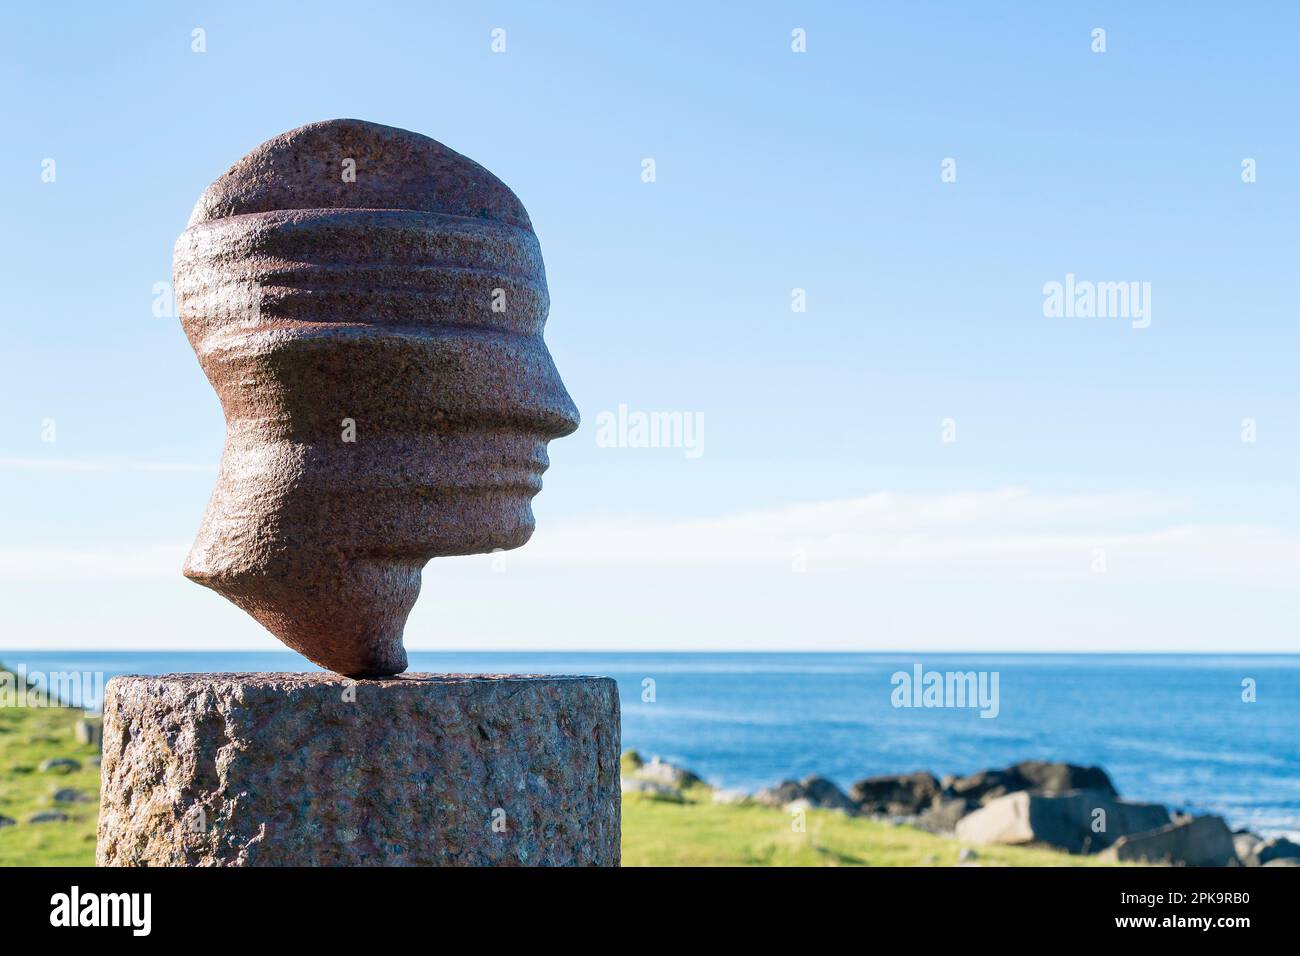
[0,864,1289,941]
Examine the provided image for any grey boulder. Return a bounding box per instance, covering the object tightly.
[1013,760,1117,796]
[632,756,701,789]
[755,775,857,814]
[38,758,80,774]
[1233,831,1263,865]
[75,717,102,747]
[917,796,978,834]
[956,788,1170,854]
[947,761,1117,805]
[27,811,69,824]
[620,778,684,801]
[850,771,941,815]
[1256,836,1300,866]
[1103,815,1238,867]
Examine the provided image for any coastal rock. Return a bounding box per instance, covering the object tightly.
[1012,760,1116,796]
[621,749,645,772]
[917,796,977,834]
[74,717,102,747]
[711,789,751,805]
[800,776,860,814]
[956,789,1170,854]
[945,768,1021,803]
[755,775,857,814]
[1256,836,1300,866]
[1102,815,1238,867]
[97,673,620,866]
[174,119,579,676]
[632,756,702,790]
[1233,831,1263,865]
[1263,858,1300,867]
[38,758,80,774]
[851,771,941,815]
[28,811,69,823]
[753,780,807,807]
[621,778,684,801]
[947,761,1116,805]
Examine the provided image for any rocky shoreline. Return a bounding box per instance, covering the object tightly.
[622,751,1299,867]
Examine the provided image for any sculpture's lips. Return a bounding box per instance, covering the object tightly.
[211,430,553,497]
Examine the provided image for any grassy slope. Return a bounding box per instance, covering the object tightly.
[622,787,1119,866]
[0,668,1118,867]
[0,682,100,866]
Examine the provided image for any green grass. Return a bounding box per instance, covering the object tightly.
[621,785,1123,866]
[0,677,101,867]
[0,667,1123,867]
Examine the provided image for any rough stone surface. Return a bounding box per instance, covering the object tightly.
[1102,815,1238,867]
[955,789,1170,854]
[174,119,579,676]
[97,673,620,867]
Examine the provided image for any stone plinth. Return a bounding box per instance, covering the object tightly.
[96,674,620,866]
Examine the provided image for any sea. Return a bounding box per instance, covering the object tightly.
[4,651,1297,838]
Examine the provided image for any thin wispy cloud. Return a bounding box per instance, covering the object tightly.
[10,494,1300,606]
[6,489,1297,592]
[451,488,1291,585]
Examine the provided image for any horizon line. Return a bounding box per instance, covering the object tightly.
[2,648,1297,656]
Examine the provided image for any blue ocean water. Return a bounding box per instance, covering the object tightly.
[5,651,1297,837]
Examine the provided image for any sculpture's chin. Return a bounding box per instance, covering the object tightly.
[185,556,419,678]
[182,475,541,675]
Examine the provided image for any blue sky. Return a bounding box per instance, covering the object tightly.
[2,2,1299,651]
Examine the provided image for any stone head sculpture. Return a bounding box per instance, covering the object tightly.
[174,119,578,677]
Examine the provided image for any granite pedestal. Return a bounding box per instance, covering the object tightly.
[96,673,620,866]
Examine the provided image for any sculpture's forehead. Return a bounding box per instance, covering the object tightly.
[187,118,533,232]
